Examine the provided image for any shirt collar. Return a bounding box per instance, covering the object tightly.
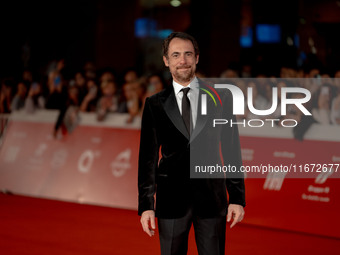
[173,77,199,95]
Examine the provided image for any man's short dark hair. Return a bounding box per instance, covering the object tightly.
[162,32,200,59]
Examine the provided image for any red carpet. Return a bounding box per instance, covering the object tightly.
[0,193,339,255]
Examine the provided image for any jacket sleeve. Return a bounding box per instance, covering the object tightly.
[138,97,160,215]
[221,94,246,207]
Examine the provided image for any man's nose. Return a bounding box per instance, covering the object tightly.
[179,54,187,64]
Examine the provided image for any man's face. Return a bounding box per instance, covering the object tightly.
[163,38,199,86]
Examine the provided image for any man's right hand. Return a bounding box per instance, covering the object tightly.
[140,210,156,237]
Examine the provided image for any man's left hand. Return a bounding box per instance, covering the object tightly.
[227,204,245,228]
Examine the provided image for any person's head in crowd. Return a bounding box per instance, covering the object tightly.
[68,85,79,105]
[241,64,252,78]
[256,73,267,78]
[72,71,87,103]
[28,82,43,97]
[0,79,14,113]
[335,70,340,78]
[74,71,86,88]
[96,80,121,121]
[23,70,33,83]
[16,81,29,98]
[86,79,98,95]
[331,87,340,125]
[121,80,145,123]
[1,79,14,98]
[79,79,98,113]
[314,85,333,110]
[56,59,65,72]
[122,82,136,101]
[99,68,116,85]
[134,79,147,101]
[310,84,335,125]
[124,69,138,83]
[146,74,165,97]
[47,58,66,94]
[221,62,240,78]
[308,68,321,78]
[101,81,117,98]
[297,68,305,78]
[195,70,206,78]
[220,69,239,78]
[280,66,288,78]
[11,80,29,111]
[25,82,45,113]
[124,80,145,102]
[83,61,96,80]
[280,66,298,78]
[100,72,115,83]
[334,69,340,88]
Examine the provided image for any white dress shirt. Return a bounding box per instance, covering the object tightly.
[172,77,199,128]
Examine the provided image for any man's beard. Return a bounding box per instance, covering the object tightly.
[172,65,195,84]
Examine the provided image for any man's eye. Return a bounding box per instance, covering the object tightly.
[186,53,193,56]
[172,54,179,58]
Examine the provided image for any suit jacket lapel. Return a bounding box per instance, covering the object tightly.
[161,87,190,140]
[160,80,215,142]
[190,84,209,142]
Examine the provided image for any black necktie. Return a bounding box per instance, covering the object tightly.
[181,87,192,134]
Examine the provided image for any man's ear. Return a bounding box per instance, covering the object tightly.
[163,56,169,67]
[196,55,199,64]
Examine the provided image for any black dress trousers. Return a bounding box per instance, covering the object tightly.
[158,207,226,255]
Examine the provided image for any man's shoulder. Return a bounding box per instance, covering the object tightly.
[147,86,173,103]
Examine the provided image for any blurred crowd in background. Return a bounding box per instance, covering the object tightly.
[1,0,339,142]
[1,58,340,138]
[0,59,167,137]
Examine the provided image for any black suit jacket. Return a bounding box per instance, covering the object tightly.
[138,80,245,219]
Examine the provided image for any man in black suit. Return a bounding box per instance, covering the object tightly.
[138,32,245,255]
